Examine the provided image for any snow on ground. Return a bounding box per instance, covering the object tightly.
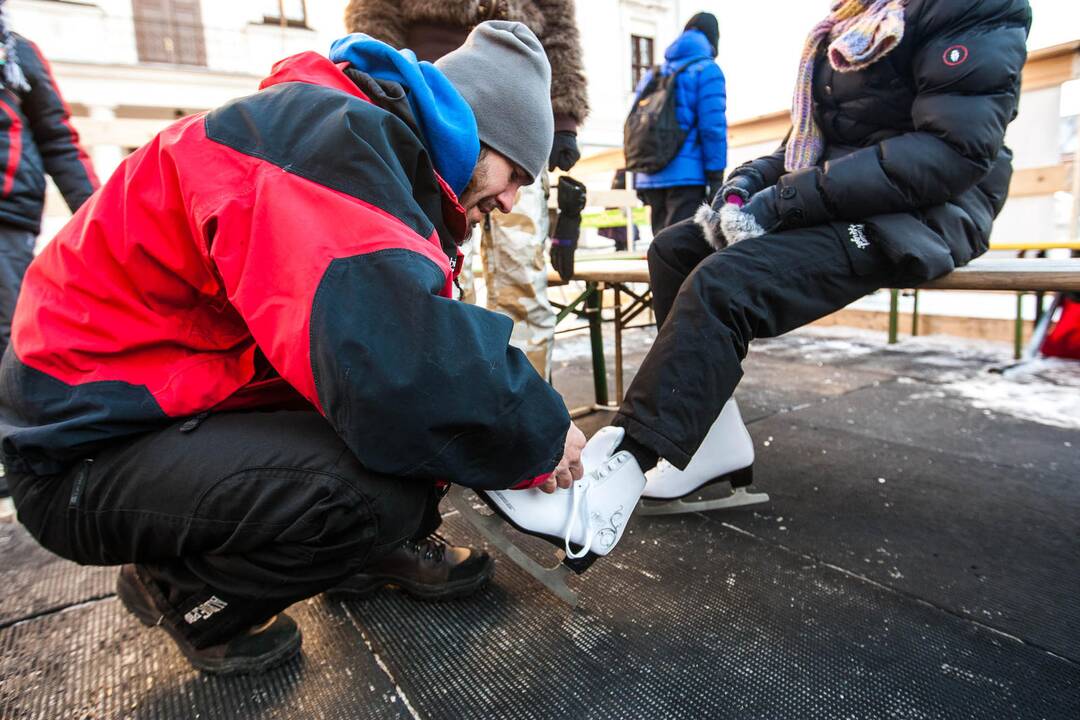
[938,358,1080,431]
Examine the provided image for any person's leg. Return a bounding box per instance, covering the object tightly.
[661,185,708,230]
[616,220,898,468]
[639,189,668,238]
[647,217,715,329]
[9,410,435,650]
[0,224,36,355]
[481,176,557,378]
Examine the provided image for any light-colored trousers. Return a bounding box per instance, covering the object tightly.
[458,176,557,379]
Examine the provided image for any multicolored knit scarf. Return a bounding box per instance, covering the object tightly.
[0,0,29,94]
[785,0,906,171]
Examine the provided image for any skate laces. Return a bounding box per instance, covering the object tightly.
[563,458,626,560]
[564,477,595,559]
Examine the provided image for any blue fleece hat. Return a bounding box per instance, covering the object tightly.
[329,34,479,197]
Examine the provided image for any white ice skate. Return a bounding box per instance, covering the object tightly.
[637,398,769,515]
[449,427,646,606]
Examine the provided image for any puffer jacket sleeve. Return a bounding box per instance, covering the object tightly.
[696,63,727,175]
[772,5,1030,228]
[17,37,99,212]
[724,143,788,196]
[343,0,408,48]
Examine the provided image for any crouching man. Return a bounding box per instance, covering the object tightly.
[0,22,586,674]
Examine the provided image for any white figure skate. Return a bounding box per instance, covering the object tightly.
[637,398,769,516]
[449,427,646,606]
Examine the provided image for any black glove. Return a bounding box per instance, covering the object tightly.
[548,131,581,172]
[550,175,587,281]
[705,171,726,204]
[717,186,782,244]
[715,173,759,210]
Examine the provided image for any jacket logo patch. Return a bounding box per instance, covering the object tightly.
[943,45,969,67]
[184,596,228,625]
[848,224,870,250]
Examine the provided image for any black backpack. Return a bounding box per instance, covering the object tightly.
[623,59,707,174]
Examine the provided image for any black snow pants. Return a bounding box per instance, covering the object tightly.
[8,410,442,648]
[613,216,921,468]
[638,185,707,236]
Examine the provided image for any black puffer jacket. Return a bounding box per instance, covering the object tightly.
[726,0,1031,280]
[0,34,99,233]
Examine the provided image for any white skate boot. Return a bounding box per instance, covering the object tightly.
[637,398,769,515]
[449,427,646,606]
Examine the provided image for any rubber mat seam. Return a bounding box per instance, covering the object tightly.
[339,600,425,720]
[0,591,115,631]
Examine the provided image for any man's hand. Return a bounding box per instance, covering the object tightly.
[540,423,586,493]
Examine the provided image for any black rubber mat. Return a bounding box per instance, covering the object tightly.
[731,410,1080,662]
[770,376,1080,480]
[735,350,893,422]
[0,595,410,719]
[0,516,114,628]
[750,330,1009,383]
[348,511,1080,720]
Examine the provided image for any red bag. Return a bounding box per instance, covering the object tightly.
[1040,297,1080,360]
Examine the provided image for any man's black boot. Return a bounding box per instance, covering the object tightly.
[116,565,301,675]
[329,533,493,601]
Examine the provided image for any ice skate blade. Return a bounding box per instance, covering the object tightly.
[449,486,580,607]
[637,487,770,516]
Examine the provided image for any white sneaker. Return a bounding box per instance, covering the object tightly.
[642,398,755,500]
[481,427,646,572]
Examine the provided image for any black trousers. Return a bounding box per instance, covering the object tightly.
[614,217,920,468]
[639,185,707,236]
[0,222,35,356]
[9,410,441,648]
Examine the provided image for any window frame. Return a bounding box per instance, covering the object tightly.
[630,34,655,91]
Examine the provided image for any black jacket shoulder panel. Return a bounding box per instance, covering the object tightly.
[204,81,450,248]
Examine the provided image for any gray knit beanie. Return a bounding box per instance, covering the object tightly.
[436,21,553,184]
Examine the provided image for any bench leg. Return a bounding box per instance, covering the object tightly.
[888,289,900,344]
[910,289,920,337]
[1014,292,1025,360]
[586,281,609,407]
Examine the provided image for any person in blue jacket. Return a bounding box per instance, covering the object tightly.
[633,12,727,236]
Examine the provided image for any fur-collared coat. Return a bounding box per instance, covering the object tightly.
[344,0,589,128]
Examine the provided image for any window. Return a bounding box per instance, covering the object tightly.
[132,0,206,66]
[630,35,654,91]
[263,0,308,29]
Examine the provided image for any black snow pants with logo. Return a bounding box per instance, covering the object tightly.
[8,410,443,648]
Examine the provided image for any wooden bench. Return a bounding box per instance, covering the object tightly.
[548,257,1080,416]
[896,241,1080,356]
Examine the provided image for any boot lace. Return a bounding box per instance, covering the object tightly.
[404,532,449,562]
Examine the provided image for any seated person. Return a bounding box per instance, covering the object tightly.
[611,0,1032,491]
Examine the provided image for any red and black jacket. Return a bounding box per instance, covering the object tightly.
[0,34,98,232]
[0,52,569,489]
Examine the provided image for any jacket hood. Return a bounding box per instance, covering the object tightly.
[665,29,714,63]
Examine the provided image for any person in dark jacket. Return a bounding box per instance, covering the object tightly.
[1,23,586,674]
[633,12,727,235]
[606,0,1031,487]
[0,11,98,358]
